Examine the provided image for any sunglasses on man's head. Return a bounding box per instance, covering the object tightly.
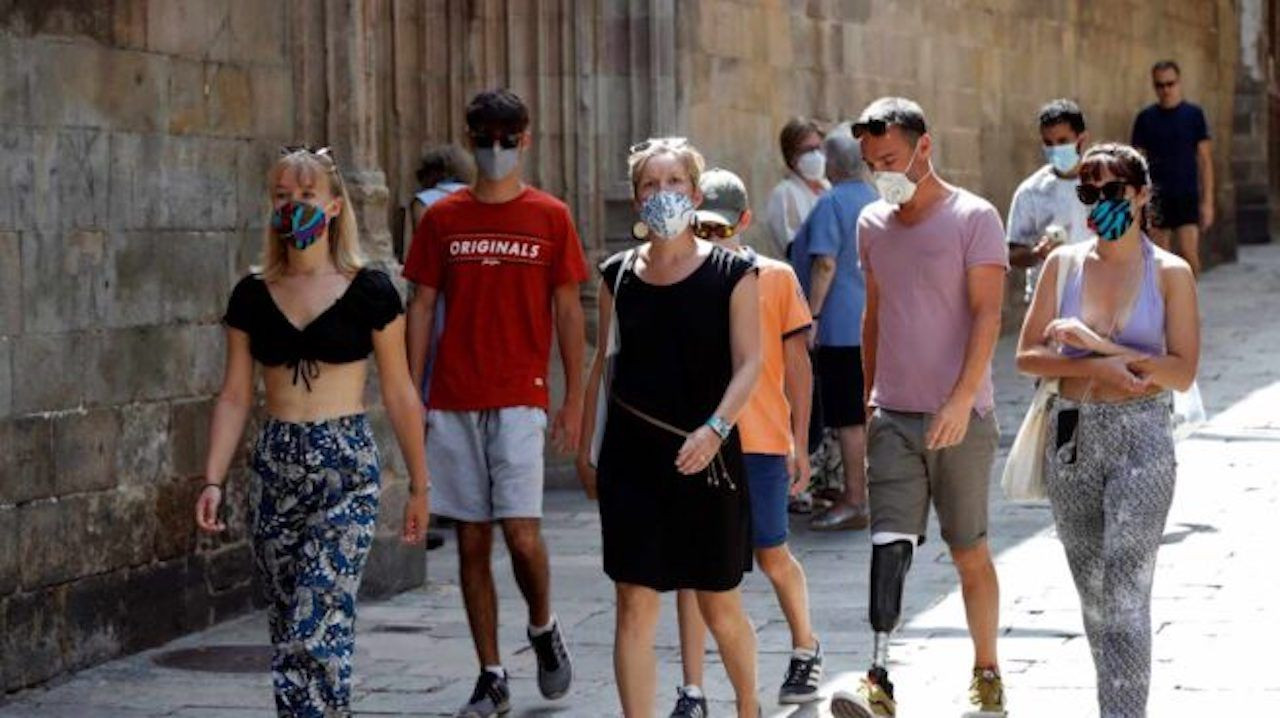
[469,132,522,149]
[851,116,927,139]
[1076,181,1132,205]
[692,222,737,240]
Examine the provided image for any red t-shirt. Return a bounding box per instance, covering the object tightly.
[403,186,589,411]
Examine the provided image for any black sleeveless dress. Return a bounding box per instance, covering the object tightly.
[597,244,755,592]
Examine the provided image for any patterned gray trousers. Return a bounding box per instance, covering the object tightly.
[1045,394,1176,718]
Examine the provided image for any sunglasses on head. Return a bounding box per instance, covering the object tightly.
[692,221,737,240]
[851,116,927,139]
[629,136,689,154]
[1076,181,1132,205]
[469,131,523,149]
[280,144,334,160]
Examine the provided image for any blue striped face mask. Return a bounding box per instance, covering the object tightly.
[1087,198,1135,242]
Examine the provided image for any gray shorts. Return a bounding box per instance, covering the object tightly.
[426,407,547,522]
[866,407,999,547]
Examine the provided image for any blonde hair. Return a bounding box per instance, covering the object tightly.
[258,148,365,281]
[627,137,706,197]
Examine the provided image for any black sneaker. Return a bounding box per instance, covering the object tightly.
[778,640,824,704]
[456,671,510,718]
[669,686,708,718]
[528,618,573,699]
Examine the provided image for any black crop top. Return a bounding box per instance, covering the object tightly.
[223,267,404,390]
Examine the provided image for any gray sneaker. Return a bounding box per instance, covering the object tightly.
[528,619,573,699]
[778,641,824,704]
[456,671,510,718]
[669,686,708,718]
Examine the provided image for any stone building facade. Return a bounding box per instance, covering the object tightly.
[1,0,1276,694]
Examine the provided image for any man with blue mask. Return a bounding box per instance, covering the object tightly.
[1006,99,1093,303]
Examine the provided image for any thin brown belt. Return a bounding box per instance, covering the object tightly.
[611,395,736,490]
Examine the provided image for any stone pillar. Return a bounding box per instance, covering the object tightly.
[1233,0,1274,245]
[326,0,397,265]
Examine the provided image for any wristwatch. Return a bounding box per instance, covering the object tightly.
[705,415,733,440]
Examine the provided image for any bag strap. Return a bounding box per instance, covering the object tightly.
[605,249,636,357]
[1053,241,1087,316]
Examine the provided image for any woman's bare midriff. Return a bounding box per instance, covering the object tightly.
[262,360,371,422]
[1059,376,1164,404]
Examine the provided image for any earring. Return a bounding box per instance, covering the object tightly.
[632,221,649,240]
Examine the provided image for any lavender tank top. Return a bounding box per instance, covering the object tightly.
[1058,239,1165,357]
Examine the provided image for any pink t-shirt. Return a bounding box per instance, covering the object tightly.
[858,188,1008,415]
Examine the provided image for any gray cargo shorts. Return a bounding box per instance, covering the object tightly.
[866,407,999,547]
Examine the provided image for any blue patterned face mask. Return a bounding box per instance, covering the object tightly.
[271,201,328,250]
[639,190,696,240]
[1088,198,1135,242]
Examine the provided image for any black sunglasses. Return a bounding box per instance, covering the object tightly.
[1076,181,1132,205]
[851,116,927,139]
[692,222,737,240]
[469,132,523,150]
[1154,80,1178,90]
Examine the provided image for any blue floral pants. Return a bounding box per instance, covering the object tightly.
[249,414,381,718]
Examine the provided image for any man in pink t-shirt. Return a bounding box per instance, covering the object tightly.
[831,98,1010,718]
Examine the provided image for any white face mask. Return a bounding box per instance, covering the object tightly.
[474,145,521,181]
[872,143,927,205]
[795,149,827,182]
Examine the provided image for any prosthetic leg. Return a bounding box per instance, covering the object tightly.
[867,534,916,697]
[831,533,918,718]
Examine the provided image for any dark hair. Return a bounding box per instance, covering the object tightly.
[1152,60,1181,76]
[465,89,530,134]
[854,97,928,144]
[1079,143,1149,188]
[415,144,472,188]
[779,117,823,167]
[1037,99,1086,134]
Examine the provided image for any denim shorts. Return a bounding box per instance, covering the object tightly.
[745,453,790,549]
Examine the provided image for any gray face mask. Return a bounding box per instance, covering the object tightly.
[474,145,521,181]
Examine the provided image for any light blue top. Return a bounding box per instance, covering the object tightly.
[788,180,877,347]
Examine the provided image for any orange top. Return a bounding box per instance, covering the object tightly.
[738,251,813,455]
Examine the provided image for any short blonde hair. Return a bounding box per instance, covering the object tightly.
[627,137,706,197]
[259,148,365,281]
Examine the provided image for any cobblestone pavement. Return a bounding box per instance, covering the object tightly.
[5,245,1280,717]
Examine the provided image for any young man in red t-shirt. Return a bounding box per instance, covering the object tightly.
[404,89,589,718]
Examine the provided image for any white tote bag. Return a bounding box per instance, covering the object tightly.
[1001,246,1085,502]
[589,250,635,467]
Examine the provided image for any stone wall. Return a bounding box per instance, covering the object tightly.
[0,0,1272,695]
[0,0,421,693]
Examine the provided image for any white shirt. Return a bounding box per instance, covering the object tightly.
[764,174,828,259]
[1006,164,1092,301]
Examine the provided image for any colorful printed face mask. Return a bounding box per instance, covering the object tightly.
[271,201,328,250]
[1087,198,1135,241]
[639,190,696,240]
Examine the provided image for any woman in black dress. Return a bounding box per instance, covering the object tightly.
[578,138,762,717]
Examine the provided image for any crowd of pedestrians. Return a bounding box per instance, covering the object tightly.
[198,58,1209,717]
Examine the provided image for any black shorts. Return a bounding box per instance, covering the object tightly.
[1150,192,1200,230]
[814,345,866,429]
